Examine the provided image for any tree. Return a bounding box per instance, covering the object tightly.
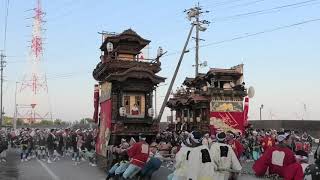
[3,116,13,125]
[80,118,93,124]
[39,120,52,125]
[17,119,24,126]
[54,119,62,125]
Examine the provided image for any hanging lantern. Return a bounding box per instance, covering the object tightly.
[106,42,114,53]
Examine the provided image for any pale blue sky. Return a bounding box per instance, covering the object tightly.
[1,0,320,121]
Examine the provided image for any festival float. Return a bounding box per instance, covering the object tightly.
[167,64,253,135]
[92,29,166,167]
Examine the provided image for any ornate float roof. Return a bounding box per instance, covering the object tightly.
[100,29,150,53]
[167,64,247,109]
[206,64,244,77]
[104,66,165,84]
[167,94,209,108]
[93,29,164,84]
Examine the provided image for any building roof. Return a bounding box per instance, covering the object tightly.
[207,68,242,75]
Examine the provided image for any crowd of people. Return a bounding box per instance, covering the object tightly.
[0,127,98,166]
[105,125,320,180]
[0,125,320,180]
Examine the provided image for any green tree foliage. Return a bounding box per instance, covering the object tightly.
[3,116,13,125]
[79,118,93,124]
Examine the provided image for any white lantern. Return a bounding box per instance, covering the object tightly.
[119,107,126,116]
[196,117,201,122]
[148,108,154,117]
[106,42,114,53]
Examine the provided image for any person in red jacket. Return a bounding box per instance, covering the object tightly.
[122,134,149,179]
[295,138,304,152]
[227,131,244,160]
[253,132,296,178]
[262,131,275,152]
[283,150,309,180]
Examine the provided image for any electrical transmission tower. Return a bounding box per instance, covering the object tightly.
[185,3,210,77]
[14,0,52,127]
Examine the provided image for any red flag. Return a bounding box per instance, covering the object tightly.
[93,84,99,123]
[243,97,249,125]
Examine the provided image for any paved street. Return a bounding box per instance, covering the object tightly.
[0,148,272,180]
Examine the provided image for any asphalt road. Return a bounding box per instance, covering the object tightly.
[2,146,316,180]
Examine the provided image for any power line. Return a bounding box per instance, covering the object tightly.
[206,0,250,7]
[218,0,267,10]
[200,18,320,48]
[213,0,320,21]
[162,17,320,57]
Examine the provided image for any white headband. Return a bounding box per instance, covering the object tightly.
[277,133,290,142]
[295,155,308,161]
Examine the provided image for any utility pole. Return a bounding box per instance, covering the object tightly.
[157,5,209,122]
[157,24,195,122]
[195,14,199,77]
[190,3,210,77]
[259,104,264,120]
[0,51,6,125]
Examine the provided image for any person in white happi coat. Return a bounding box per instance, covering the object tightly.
[168,141,190,180]
[202,133,213,149]
[169,131,216,180]
[210,132,242,180]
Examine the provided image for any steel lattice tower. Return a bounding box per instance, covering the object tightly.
[14,0,51,126]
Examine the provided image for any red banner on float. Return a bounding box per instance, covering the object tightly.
[96,100,112,156]
[210,112,245,134]
[93,84,100,123]
[243,97,249,126]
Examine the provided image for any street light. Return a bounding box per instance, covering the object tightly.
[260,104,264,120]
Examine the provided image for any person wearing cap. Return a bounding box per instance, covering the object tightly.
[210,131,242,180]
[253,131,296,178]
[283,150,310,180]
[304,139,320,180]
[121,134,150,179]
